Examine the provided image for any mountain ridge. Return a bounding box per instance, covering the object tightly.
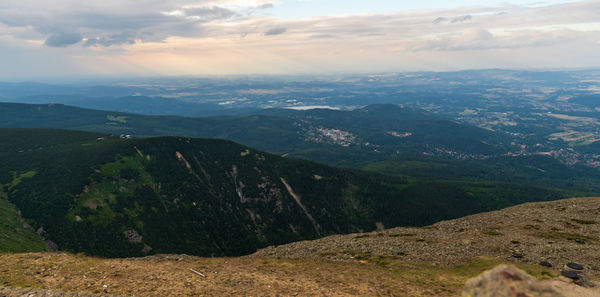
[0,128,566,257]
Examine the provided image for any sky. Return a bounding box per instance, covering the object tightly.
[0,0,599,79]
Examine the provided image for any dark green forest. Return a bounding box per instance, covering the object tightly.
[0,128,567,257]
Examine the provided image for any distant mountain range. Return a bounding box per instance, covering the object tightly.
[570,94,600,109]
[4,94,254,117]
[0,101,505,155]
[2,101,600,193]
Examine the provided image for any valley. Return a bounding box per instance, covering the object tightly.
[2,70,599,169]
[2,101,600,193]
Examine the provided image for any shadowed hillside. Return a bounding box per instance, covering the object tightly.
[0,128,566,257]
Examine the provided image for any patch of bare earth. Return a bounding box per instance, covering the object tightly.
[0,253,462,296]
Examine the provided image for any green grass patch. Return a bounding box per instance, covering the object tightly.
[0,170,45,252]
[449,257,555,279]
[482,231,503,236]
[106,115,128,123]
[69,154,155,228]
[387,233,417,237]
[535,231,595,244]
[99,155,144,178]
[0,198,46,252]
[522,224,541,230]
[571,218,597,225]
[8,170,37,189]
[353,252,395,266]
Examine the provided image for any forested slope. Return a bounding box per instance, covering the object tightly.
[0,128,565,257]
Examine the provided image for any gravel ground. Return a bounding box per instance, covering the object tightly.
[252,197,600,277]
[0,286,119,297]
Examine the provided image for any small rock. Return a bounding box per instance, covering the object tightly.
[567,262,584,271]
[576,273,594,288]
[561,270,580,280]
[540,261,553,268]
[512,252,524,259]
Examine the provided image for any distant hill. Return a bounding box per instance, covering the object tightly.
[0,128,565,257]
[2,102,600,192]
[570,94,600,108]
[0,102,506,154]
[7,95,253,117]
[0,102,304,152]
[255,104,506,154]
[255,104,436,120]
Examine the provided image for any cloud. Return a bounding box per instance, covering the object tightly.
[451,15,472,23]
[0,0,599,76]
[169,6,238,20]
[434,14,472,24]
[44,32,83,47]
[0,0,274,48]
[433,17,447,24]
[259,3,274,9]
[264,27,286,36]
[309,34,335,39]
[398,28,590,52]
[1,0,598,50]
[83,33,137,47]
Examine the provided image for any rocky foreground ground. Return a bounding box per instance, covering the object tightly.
[0,197,599,296]
[254,197,600,278]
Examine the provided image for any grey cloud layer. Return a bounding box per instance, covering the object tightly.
[0,0,598,52]
[434,15,472,24]
[397,28,591,51]
[182,6,238,20]
[264,27,287,36]
[44,32,83,47]
[0,0,274,47]
[218,0,600,52]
